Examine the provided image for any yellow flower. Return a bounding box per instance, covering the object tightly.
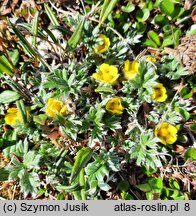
[46,98,67,117]
[92,63,119,85]
[4,107,29,125]
[151,83,167,102]
[94,34,110,53]
[146,56,156,63]
[155,122,178,144]
[105,98,124,115]
[124,60,139,80]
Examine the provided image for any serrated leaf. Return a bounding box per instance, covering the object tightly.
[20,172,39,197]
[0,90,20,104]
[23,151,41,169]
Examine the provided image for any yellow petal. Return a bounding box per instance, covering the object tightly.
[5,113,17,125]
[93,63,119,84]
[155,122,178,145]
[151,83,167,102]
[106,98,124,115]
[94,34,110,53]
[146,56,156,63]
[124,60,139,80]
[60,106,67,115]
[7,107,18,114]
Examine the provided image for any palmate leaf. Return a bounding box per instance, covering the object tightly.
[85,161,111,192]
[20,172,40,198]
[23,151,41,169]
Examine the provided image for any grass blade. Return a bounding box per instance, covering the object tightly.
[68,17,85,48]
[32,11,39,46]
[44,4,59,26]
[70,147,92,182]
[99,0,119,24]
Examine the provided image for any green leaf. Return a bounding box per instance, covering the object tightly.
[136,8,150,22]
[186,24,196,36]
[184,148,196,161]
[148,177,163,190]
[161,36,174,47]
[0,90,21,104]
[70,147,93,182]
[121,191,134,200]
[159,0,175,17]
[20,172,39,197]
[190,124,196,132]
[175,107,190,121]
[56,183,80,192]
[9,20,37,58]
[147,31,161,47]
[44,4,59,26]
[98,182,111,191]
[169,178,180,190]
[99,0,110,20]
[143,39,158,48]
[154,15,169,27]
[68,17,85,48]
[117,180,129,192]
[31,11,39,46]
[0,55,13,76]
[16,100,28,124]
[9,49,19,66]
[8,19,51,71]
[121,2,135,13]
[33,114,47,125]
[99,0,120,24]
[180,87,193,99]
[95,85,115,93]
[0,168,9,181]
[23,151,41,169]
[136,183,151,192]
